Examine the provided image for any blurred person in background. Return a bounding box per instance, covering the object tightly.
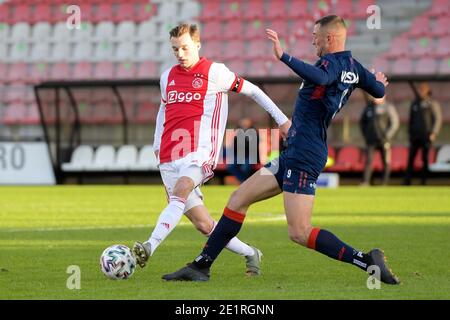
[404,82,442,185]
[227,118,260,183]
[360,94,399,185]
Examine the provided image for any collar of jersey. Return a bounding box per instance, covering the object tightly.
[177,57,206,72]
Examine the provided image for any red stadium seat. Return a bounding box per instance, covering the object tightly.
[115,62,136,79]
[391,146,409,172]
[243,0,264,20]
[411,37,433,57]
[247,40,271,59]
[245,20,265,39]
[429,0,450,17]
[222,0,243,20]
[4,84,28,103]
[25,103,40,125]
[290,37,314,58]
[225,60,246,75]
[386,36,410,58]
[202,40,222,60]
[3,102,28,125]
[310,0,332,16]
[431,15,450,36]
[135,2,155,22]
[0,3,10,24]
[10,4,30,23]
[0,63,7,82]
[7,63,28,83]
[115,2,136,22]
[246,60,269,77]
[371,56,391,73]
[201,21,222,40]
[267,0,288,20]
[270,62,290,77]
[288,0,309,19]
[331,146,364,172]
[91,3,114,23]
[434,36,450,58]
[52,3,74,23]
[222,20,244,40]
[333,0,354,19]
[72,62,93,80]
[391,58,413,75]
[415,57,438,74]
[199,0,221,21]
[93,61,114,80]
[31,4,52,24]
[409,16,430,38]
[222,40,244,60]
[30,63,50,83]
[49,62,71,80]
[136,61,158,79]
[354,0,375,19]
[270,19,289,39]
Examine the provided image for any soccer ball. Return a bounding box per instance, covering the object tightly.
[100,244,136,280]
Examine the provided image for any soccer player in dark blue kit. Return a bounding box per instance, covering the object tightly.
[163,15,400,284]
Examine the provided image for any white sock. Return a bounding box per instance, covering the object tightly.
[206,221,254,256]
[147,196,186,255]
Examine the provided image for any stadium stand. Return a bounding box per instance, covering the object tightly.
[61,145,95,172]
[1,0,449,185]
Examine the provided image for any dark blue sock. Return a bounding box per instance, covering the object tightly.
[308,228,370,270]
[193,207,245,269]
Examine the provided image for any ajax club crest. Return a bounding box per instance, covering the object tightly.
[192,78,203,89]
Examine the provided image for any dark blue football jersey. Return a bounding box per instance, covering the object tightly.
[279,51,385,178]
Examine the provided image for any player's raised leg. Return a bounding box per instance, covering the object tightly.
[162,165,282,281]
[284,191,400,284]
[134,175,195,268]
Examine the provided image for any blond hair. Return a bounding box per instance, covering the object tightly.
[169,23,200,43]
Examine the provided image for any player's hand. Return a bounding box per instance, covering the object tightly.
[279,120,291,139]
[266,29,283,59]
[430,133,436,142]
[372,68,389,87]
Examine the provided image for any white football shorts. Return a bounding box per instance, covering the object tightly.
[159,157,213,213]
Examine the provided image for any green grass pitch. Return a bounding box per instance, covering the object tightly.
[0,185,449,300]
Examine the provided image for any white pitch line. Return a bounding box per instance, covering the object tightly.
[0,216,287,233]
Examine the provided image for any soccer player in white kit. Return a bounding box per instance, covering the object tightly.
[133,23,291,276]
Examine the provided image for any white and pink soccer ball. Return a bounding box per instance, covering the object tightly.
[100,244,136,280]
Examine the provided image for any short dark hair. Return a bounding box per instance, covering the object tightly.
[315,15,347,28]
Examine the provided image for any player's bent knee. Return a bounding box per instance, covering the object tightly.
[227,189,249,212]
[288,229,310,247]
[196,220,214,235]
[173,177,195,199]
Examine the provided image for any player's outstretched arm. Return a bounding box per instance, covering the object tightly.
[266,28,334,86]
[239,80,291,138]
[153,102,165,156]
[358,66,387,98]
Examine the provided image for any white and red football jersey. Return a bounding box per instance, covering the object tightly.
[156,57,244,169]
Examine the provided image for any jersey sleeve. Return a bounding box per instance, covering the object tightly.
[154,73,169,151]
[356,63,385,98]
[279,53,338,85]
[216,63,244,93]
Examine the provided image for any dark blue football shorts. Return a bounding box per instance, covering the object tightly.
[264,153,317,196]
